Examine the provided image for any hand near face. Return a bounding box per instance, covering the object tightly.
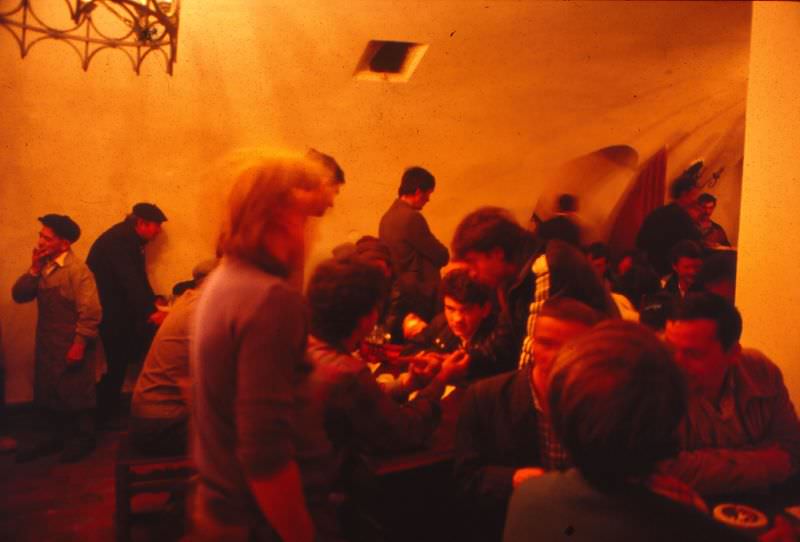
[409,353,443,385]
[437,349,471,384]
[31,246,54,274]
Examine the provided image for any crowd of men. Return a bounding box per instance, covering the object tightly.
[5,150,799,542]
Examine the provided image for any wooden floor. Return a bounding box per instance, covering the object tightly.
[0,409,185,542]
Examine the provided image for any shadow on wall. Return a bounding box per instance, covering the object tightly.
[533,145,640,242]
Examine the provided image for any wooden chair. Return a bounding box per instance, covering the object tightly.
[114,432,194,542]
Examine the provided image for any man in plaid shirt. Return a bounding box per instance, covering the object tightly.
[453,298,606,542]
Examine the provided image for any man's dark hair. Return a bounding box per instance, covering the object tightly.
[539,297,606,328]
[669,169,700,200]
[639,292,677,332]
[451,207,531,261]
[307,258,388,344]
[670,239,703,265]
[585,242,609,260]
[697,192,716,205]
[440,268,492,306]
[398,167,435,196]
[696,252,737,290]
[671,293,743,352]
[307,148,345,184]
[556,193,578,213]
[549,320,687,488]
[535,216,580,247]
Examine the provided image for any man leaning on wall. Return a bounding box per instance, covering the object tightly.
[12,214,102,463]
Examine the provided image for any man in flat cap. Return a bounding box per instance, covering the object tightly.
[87,202,168,429]
[12,214,102,462]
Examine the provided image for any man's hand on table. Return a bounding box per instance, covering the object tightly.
[436,350,471,384]
[512,467,545,489]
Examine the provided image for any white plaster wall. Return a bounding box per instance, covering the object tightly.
[738,2,800,407]
[0,1,750,402]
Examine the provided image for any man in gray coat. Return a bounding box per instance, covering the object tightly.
[379,166,449,341]
[12,214,102,462]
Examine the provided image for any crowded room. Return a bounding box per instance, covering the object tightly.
[1,1,799,541]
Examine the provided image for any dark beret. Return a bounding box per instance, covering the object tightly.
[38,214,81,243]
[132,202,167,223]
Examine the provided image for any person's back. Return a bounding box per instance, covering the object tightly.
[192,257,309,534]
[505,469,747,542]
[635,168,703,277]
[504,320,748,542]
[130,289,199,455]
[87,219,152,329]
[379,167,449,330]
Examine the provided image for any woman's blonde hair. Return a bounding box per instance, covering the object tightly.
[216,149,326,270]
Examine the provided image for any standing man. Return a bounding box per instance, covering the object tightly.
[12,214,102,462]
[379,166,449,340]
[636,165,704,277]
[87,202,167,429]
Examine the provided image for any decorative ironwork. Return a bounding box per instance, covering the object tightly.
[0,0,180,75]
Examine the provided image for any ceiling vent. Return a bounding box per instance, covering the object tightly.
[354,40,428,83]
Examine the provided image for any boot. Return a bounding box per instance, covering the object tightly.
[60,410,96,463]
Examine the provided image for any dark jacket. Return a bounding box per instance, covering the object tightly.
[454,369,541,541]
[402,312,516,380]
[379,199,449,322]
[86,219,155,335]
[504,469,749,542]
[636,202,702,277]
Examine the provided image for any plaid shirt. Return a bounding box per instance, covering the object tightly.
[518,253,550,368]
[529,365,570,471]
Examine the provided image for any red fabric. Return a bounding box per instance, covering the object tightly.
[608,147,667,257]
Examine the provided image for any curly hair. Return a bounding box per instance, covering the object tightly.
[440,268,492,306]
[307,258,389,344]
[451,207,530,261]
[548,320,687,488]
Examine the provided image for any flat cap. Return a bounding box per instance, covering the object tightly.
[132,202,167,223]
[39,214,81,243]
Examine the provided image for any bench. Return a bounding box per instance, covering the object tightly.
[114,432,195,542]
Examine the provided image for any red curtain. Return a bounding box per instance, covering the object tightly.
[607,147,667,258]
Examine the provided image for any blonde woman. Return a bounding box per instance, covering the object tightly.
[191,150,327,542]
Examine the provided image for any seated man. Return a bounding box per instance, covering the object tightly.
[130,259,217,456]
[403,268,516,380]
[504,321,748,542]
[304,258,469,458]
[695,251,737,302]
[451,207,617,365]
[661,240,704,300]
[697,192,731,248]
[661,293,800,495]
[453,298,604,542]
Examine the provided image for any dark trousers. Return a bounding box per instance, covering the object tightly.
[130,415,188,456]
[96,323,153,422]
[35,408,95,445]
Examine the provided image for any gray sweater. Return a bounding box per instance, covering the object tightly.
[191,257,310,534]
